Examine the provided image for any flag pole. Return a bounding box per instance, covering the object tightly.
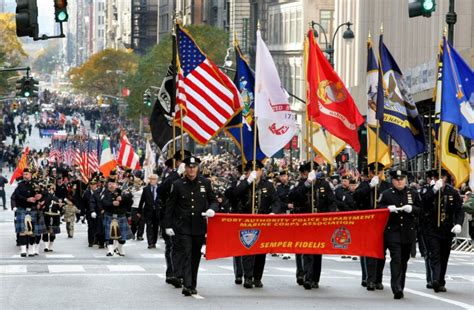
[310,120,315,213]
[171,18,178,169]
[373,28,382,209]
[305,27,315,213]
[252,21,261,215]
[240,125,245,174]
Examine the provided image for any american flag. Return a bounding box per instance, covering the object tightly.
[49,139,62,162]
[117,133,141,170]
[87,138,100,175]
[74,140,89,183]
[64,141,74,166]
[175,25,241,144]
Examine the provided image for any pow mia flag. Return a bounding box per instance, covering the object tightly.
[150,65,181,151]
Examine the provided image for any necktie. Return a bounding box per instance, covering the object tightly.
[152,186,156,201]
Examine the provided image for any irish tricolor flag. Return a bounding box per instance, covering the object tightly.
[99,138,117,177]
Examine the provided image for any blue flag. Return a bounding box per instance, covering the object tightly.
[440,37,474,139]
[376,35,426,159]
[225,44,265,163]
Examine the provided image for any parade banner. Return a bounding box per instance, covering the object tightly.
[206,209,389,260]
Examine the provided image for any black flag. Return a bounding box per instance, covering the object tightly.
[150,65,181,151]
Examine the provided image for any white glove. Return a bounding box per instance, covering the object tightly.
[80,216,84,221]
[400,204,412,213]
[247,170,257,184]
[430,179,435,186]
[387,205,398,213]
[239,175,245,181]
[165,228,175,236]
[433,179,444,193]
[177,163,186,176]
[91,212,97,219]
[202,209,215,218]
[451,224,462,234]
[307,170,317,182]
[13,207,17,212]
[370,176,379,188]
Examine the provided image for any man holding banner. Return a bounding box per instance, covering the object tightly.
[378,169,421,299]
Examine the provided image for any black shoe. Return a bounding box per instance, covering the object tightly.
[297,276,304,286]
[367,282,376,291]
[106,252,113,257]
[433,280,441,293]
[303,281,312,290]
[393,291,404,299]
[375,283,384,290]
[438,286,447,292]
[426,282,433,289]
[312,282,319,289]
[169,277,182,288]
[235,277,243,285]
[137,237,144,241]
[20,253,27,257]
[190,288,198,295]
[361,280,367,287]
[352,256,358,261]
[243,278,253,289]
[147,244,156,249]
[44,248,50,252]
[28,254,34,257]
[182,287,192,296]
[253,280,263,288]
[99,245,105,249]
[88,244,93,247]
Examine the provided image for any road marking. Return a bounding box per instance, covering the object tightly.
[0,273,160,278]
[385,283,474,309]
[107,265,145,272]
[140,254,165,259]
[0,265,27,274]
[48,265,85,273]
[45,254,74,258]
[217,266,234,271]
[192,294,205,300]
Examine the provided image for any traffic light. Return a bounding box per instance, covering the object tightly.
[15,0,38,38]
[54,0,68,22]
[16,77,26,97]
[408,0,436,18]
[143,90,152,107]
[16,76,39,98]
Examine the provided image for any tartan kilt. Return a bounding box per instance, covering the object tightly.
[103,213,132,241]
[44,214,61,234]
[14,209,38,235]
[34,211,48,236]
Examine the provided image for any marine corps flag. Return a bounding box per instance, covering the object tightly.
[367,37,391,167]
[434,38,469,188]
[306,30,364,152]
[376,34,426,159]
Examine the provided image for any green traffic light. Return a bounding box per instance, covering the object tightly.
[56,10,68,22]
[423,0,434,10]
[24,91,31,97]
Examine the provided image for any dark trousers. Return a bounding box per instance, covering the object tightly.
[145,210,160,246]
[233,256,243,278]
[42,233,56,242]
[418,232,433,284]
[87,215,96,245]
[360,256,367,282]
[296,254,304,279]
[131,211,144,238]
[18,235,35,246]
[385,241,412,294]
[425,235,452,286]
[303,254,322,284]
[174,234,205,289]
[161,229,175,278]
[366,257,385,284]
[243,254,266,281]
[0,190,5,208]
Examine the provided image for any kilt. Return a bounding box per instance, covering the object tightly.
[34,211,48,236]
[44,214,61,234]
[103,213,132,241]
[15,209,38,235]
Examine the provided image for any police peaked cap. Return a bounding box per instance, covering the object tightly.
[183,156,201,167]
[389,169,407,180]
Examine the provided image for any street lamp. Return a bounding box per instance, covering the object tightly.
[311,21,355,68]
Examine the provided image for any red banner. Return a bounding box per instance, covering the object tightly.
[206,209,389,260]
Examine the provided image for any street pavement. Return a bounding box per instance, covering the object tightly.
[0,116,473,309]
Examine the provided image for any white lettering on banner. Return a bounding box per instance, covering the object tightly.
[318,102,356,130]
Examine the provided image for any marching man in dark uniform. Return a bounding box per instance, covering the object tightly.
[164,155,218,296]
[234,160,280,289]
[334,175,356,212]
[138,174,161,249]
[421,169,464,293]
[295,163,336,290]
[378,169,421,299]
[353,163,390,290]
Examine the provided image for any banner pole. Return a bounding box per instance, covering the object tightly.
[240,125,245,174]
[252,118,258,215]
[310,120,315,213]
[171,20,178,169]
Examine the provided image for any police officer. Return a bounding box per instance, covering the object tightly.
[234,160,280,289]
[295,163,336,290]
[84,179,99,247]
[160,149,191,288]
[378,169,421,299]
[164,155,218,296]
[353,163,390,290]
[334,175,356,212]
[421,169,464,293]
[275,169,292,214]
[288,162,312,286]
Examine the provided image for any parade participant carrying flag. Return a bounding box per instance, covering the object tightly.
[376,33,426,159]
[440,36,474,139]
[117,133,141,171]
[255,29,297,157]
[99,138,117,177]
[225,39,265,163]
[10,147,30,184]
[306,29,364,152]
[174,24,241,145]
[433,36,469,188]
[367,35,391,167]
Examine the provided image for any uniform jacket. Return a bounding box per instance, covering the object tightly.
[101,188,127,216]
[234,178,280,214]
[164,175,218,235]
[138,184,161,218]
[353,179,391,210]
[294,178,336,213]
[12,180,36,209]
[334,185,356,212]
[378,186,421,244]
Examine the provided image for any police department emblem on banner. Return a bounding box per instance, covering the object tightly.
[239,229,260,249]
[331,226,351,249]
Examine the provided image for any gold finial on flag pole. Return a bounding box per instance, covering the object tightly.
[380,23,384,34]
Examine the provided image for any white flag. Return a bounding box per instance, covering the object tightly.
[144,140,156,180]
[255,30,297,157]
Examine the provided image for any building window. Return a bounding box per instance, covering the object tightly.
[278,13,283,45]
[320,10,334,45]
[296,10,302,43]
[290,10,296,44]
